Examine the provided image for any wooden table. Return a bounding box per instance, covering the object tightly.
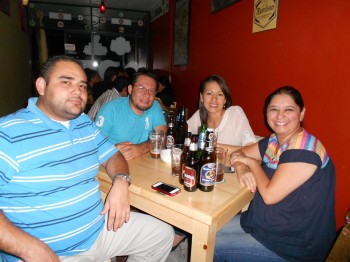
[97,154,253,262]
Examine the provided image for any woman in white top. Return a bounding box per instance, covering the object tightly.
[187,75,256,146]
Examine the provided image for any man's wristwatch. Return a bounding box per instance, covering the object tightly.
[111,173,131,186]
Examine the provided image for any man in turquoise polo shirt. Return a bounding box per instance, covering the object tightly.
[95,71,167,160]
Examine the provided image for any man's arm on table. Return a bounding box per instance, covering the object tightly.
[0,211,59,262]
[117,125,167,160]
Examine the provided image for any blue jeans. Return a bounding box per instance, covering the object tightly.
[214,215,287,262]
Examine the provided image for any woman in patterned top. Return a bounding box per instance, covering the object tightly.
[214,86,336,261]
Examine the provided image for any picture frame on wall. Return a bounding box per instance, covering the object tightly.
[173,0,191,66]
[211,0,240,13]
[0,0,10,15]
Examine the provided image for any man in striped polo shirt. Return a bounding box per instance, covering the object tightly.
[0,55,174,261]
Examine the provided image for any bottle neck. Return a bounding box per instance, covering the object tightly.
[205,130,214,151]
[168,116,174,128]
[205,141,214,152]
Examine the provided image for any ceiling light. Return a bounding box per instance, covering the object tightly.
[100,0,106,13]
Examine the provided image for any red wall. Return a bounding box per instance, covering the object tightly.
[151,0,350,229]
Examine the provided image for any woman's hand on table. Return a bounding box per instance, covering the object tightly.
[235,167,257,193]
[231,153,257,193]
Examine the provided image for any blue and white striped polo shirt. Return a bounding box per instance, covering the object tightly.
[0,98,117,261]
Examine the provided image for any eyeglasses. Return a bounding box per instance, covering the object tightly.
[133,84,157,96]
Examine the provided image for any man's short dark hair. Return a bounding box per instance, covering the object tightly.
[114,76,130,92]
[131,71,158,86]
[40,55,83,84]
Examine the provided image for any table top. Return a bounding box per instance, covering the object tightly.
[98,153,253,228]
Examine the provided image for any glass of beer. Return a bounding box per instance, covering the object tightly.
[171,144,184,177]
[215,147,227,183]
[149,130,164,159]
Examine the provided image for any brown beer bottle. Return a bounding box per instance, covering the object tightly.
[199,128,216,192]
[183,134,199,192]
[166,114,176,149]
[179,131,192,184]
[175,106,188,144]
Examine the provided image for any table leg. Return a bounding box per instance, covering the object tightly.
[190,222,217,262]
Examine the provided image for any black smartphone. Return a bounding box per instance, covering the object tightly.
[224,166,235,173]
[151,182,181,196]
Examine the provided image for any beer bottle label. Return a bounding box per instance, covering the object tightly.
[199,163,216,185]
[184,137,191,146]
[183,166,196,187]
[166,135,175,149]
[198,133,206,150]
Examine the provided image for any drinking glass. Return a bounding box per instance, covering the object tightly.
[215,147,227,183]
[149,130,164,159]
[171,144,184,177]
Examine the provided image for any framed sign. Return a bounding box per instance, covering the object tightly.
[211,0,240,13]
[173,0,191,66]
[253,0,279,33]
[0,0,10,15]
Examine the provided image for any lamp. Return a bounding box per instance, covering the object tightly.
[99,0,106,13]
[23,0,29,6]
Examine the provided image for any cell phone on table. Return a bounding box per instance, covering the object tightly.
[151,182,181,196]
[224,166,235,173]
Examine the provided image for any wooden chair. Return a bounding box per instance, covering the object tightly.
[326,210,350,261]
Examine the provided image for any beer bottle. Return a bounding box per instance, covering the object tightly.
[197,123,207,159]
[166,114,176,149]
[179,131,192,185]
[183,134,199,192]
[175,106,188,144]
[199,128,216,192]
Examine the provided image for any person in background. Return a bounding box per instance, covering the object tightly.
[187,74,256,147]
[93,66,126,102]
[137,67,149,73]
[0,55,174,261]
[155,75,175,111]
[125,67,136,82]
[214,86,336,261]
[88,76,129,121]
[84,68,101,113]
[95,71,166,161]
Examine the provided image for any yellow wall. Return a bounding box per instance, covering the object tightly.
[0,0,32,116]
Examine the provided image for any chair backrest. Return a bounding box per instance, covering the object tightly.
[326,210,350,261]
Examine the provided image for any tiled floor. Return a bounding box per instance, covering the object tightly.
[166,238,189,262]
[110,237,189,262]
